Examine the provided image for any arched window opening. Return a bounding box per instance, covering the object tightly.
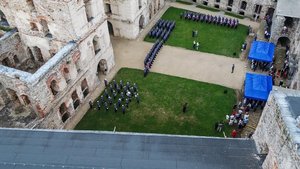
[21,95,31,105]
[240,1,247,10]
[97,59,108,76]
[6,88,21,105]
[81,79,89,98]
[138,0,142,9]
[40,19,52,37]
[284,17,293,28]
[228,0,233,6]
[59,103,70,123]
[2,57,12,67]
[27,47,35,60]
[71,90,80,109]
[13,55,19,64]
[84,0,94,22]
[107,21,114,36]
[62,67,71,83]
[93,36,101,55]
[30,22,38,31]
[104,3,112,15]
[139,15,145,30]
[33,46,44,62]
[50,80,59,96]
[26,0,35,9]
[277,37,291,47]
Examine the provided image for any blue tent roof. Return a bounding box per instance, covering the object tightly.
[248,41,275,63]
[244,73,273,101]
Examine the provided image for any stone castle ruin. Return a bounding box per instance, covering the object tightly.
[0,0,300,168]
[0,0,165,129]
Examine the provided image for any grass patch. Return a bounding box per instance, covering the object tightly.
[196,5,220,12]
[225,12,245,19]
[144,7,247,57]
[176,0,193,5]
[75,68,236,137]
[0,25,13,32]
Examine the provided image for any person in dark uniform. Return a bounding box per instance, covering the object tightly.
[97,101,101,110]
[89,100,93,109]
[135,94,140,104]
[117,98,122,108]
[182,103,188,113]
[125,98,129,108]
[120,92,125,101]
[104,79,108,87]
[114,103,118,113]
[122,105,126,114]
[108,96,112,105]
[104,102,109,111]
[113,79,117,89]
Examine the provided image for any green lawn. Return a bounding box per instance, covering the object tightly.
[75,68,236,137]
[144,7,248,57]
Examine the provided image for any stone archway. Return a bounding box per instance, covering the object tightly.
[139,15,145,31]
[97,59,108,76]
[107,21,114,36]
[277,37,291,47]
[266,7,275,18]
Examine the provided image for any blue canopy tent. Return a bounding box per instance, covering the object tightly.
[244,73,273,101]
[248,41,275,63]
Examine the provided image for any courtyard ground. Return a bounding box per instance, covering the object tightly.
[67,2,260,138]
[112,37,247,90]
[144,7,248,57]
[75,68,236,137]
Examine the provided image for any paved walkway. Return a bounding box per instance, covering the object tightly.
[112,38,246,89]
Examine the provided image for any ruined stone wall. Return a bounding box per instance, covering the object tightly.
[35,20,114,129]
[181,0,276,19]
[253,87,300,169]
[105,0,165,39]
[0,30,28,69]
[270,15,300,90]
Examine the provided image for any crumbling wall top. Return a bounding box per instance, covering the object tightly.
[272,87,300,153]
[0,42,76,85]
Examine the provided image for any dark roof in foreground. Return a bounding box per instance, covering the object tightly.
[0,128,262,169]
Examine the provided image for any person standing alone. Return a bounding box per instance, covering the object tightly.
[182,103,188,113]
[231,64,235,73]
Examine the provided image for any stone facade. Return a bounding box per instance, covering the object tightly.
[104,0,165,39]
[253,87,300,169]
[269,6,300,90]
[180,0,276,19]
[0,0,115,128]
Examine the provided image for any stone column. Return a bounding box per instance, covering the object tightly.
[270,15,285,43]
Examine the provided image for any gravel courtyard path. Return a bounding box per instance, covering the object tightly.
[112,38,246,90]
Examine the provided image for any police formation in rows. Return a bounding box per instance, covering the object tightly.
[181,11,239,28]
[90,79,140,114]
